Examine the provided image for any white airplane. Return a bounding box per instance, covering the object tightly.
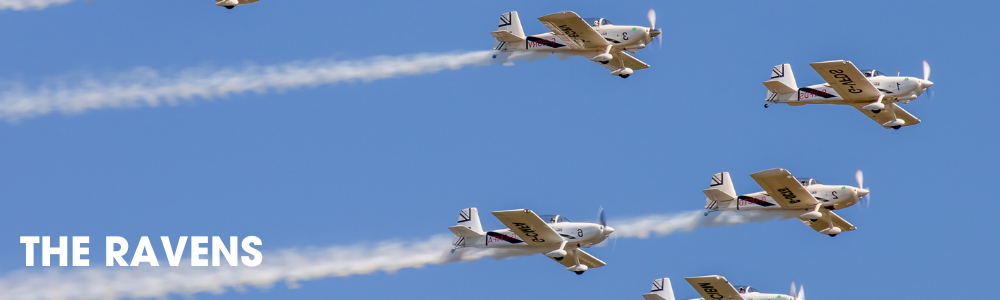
[214,0,258,9]
[763,60,933,129]
[448,207,615,274]
[702,168,870,237]
[641,276,805,300]
[490,9,661,78]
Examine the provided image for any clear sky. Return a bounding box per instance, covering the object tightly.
[1,0,998,299]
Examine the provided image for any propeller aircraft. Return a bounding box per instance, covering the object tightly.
[214,0,258,9]
[448,207,614,274]
[763,60,933,129]
[490,9,662,78]
[702,168,870,237]
[641,276,805,300]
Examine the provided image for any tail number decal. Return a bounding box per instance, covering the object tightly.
[512,223,546,242]
[778,187,801,204]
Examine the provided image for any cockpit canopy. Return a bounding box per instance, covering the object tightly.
[539,214,572,223]
[583,18,613,27]
[798,178,822,186]
[861,69,886,78]
[734,286,759,294]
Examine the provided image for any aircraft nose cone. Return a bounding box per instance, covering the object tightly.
[922,80,934,88]
[603,226,615,235]
[856,188,869,198]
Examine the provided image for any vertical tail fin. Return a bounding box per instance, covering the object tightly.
[492,11,526,51]
[703,172,737,209]
[642,278,675,300]
[449,207,485,247]
[763,63,798,105]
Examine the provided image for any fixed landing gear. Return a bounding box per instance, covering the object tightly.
[871,109,882,114]
[574,271,585,275]
[450,249,455,253]
[828,234,838,237]
[809,219,818,222]
[600,61,609,64]
[225,5,234,9]
[764,103,770,108]
[892,125,901,130]
[619,74,630,79]
[554,257,564,261]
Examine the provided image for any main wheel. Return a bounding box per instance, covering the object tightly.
[574,271,585,275]
[225,5,234,9]
[619,74,630,79]
[600,61,609,64]
[828,234,838,237]
[892,125,901,130]
[872,109,882,114]
[554,257,564,261]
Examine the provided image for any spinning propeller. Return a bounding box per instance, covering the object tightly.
[790,282,805,300]
[919,59,934,99]
[597,206,617,250]
[646,8,663,49]
[855,169,871,209]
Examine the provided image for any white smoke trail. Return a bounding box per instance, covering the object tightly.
[0,50,506,122]
[0,0,76,11]
[614,210,798,239]
[0,210,786,300]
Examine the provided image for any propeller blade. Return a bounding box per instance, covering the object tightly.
[790,281,797,299]
[598,206,607,227]
[797,285,804,300]
[647,8,656,31]
[922,59,931,81]
[855,169,863,189]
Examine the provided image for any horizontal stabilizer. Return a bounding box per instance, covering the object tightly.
[490,30,526,42]
[448,225,484,238]
[703,172,737,202]
[763,79,796,94]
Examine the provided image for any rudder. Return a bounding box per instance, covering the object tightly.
[449,207,485,247]
[642,278,675,300]
[763,63,798,105]
[492,11,526,51]
[703,172,737,209]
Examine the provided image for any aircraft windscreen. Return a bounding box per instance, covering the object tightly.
[798,178,821,186]
[538,215,571,223]
[861,69,886,77]
[582,18,612,27]
[734,286,759,293]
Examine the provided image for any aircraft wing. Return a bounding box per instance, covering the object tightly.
[491,209,562,246]
[809,60,881,102]
[537,11,610,50]
[685,275,743,300]
[800,210,857,233]
[749,168,820,209]
[550,249,606,269]
[598,51,650,71]
[851,103,921,128]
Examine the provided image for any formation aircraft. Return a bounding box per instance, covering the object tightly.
[448,207,614,274]
[214,0,258,9]
[490,9,661,78]
[702,168,869,237]
[763,60,933,129]
[641,276,804,300]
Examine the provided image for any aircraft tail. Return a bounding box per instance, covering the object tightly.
[763,63,798,105]
[491,11,526,51]
[642,278,676,300]
[448,207,485,247]
[703,172,737,209]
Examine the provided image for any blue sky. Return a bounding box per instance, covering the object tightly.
[1,0,998,299]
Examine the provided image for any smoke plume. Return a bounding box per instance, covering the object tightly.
[0,0,76,11]
[0,210,788,300]
[0,50,506,121]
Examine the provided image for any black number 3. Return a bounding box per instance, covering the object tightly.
[622,32,629,40]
